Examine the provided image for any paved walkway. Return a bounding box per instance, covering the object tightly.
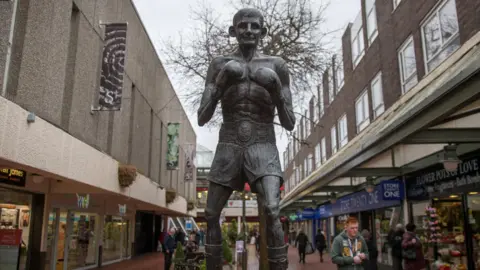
[92,245,337,270]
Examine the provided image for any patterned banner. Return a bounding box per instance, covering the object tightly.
[166,123,180,170]
[184,144,195,181]
[98,23,127,110]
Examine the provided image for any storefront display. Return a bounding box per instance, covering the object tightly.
[103,215,129,263]
[375,206,403,267]
[0,187,32,270]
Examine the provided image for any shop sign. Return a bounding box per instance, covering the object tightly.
[331,183,401,216]
[381,179,404,200]
[289,214,298,221]
[301,208,315,220]
[0,168,26,187]
[315,204,333,219]
[0,229,22,246]
[76,194,90,209]
[406,157,480,200]
[185,220,193,231]
[226,200,257,208]
[236,240,244,253]
[118,204,126,216]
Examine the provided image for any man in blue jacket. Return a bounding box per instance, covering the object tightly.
[164,228,177,270]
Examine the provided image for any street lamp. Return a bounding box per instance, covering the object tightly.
[365,177,375,193]
[440,144,461,172]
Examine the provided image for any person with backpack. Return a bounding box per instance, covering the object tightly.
[402,223,426,270]
[315,229,327,262]
[389,224,405,270]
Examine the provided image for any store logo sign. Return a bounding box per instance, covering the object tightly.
[76,194,90,209]
[381,180,404,200]
[118,204,126,216]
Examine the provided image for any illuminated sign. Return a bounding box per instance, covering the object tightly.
[0,168,26,187]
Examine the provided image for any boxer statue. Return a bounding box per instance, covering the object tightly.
[198,7,295,269]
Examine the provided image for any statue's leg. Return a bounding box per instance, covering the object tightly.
[255,175,288,270]
[205,181,233,270]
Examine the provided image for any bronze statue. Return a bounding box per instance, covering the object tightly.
[198,8,295,269]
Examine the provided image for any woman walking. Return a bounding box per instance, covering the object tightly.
[315,229,326,262]
[402,223,426,270]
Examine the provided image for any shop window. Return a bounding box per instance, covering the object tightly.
[422,0,460,73]
[66,212,99,269]
[0,188,32,270]
[355,90,370,132]
[375,206,404,267]
[398,36,418,93]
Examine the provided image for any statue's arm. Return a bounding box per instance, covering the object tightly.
[274,58,296,131]
[197,58,222,126]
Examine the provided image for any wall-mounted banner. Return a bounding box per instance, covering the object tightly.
[184,144,195,181]
[315,204,333,219]
[0,168,26,187]
[381,179,404,200]
[406,156,480,200]
[301,208,315,220]
[76,194,90,209]
[98,23,127,111]
[118,204,126,216]
[166,123,180,170]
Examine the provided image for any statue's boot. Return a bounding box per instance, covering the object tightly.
[268,245,288,270]
[205,244,223,270]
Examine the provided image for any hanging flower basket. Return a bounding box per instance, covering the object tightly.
[166,188,177,204]
[187,200,196,211]
[118,165,137,187]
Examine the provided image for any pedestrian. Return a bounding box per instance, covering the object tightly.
[389,224,405,270]
[199,228,205,246]
[295,229,309,264]
[315,229,327,262]
[361,229,378,270]
[402,223,426,270]
[331,216,369,269]
[164,228,177,270]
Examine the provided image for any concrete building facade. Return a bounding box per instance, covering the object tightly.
[0,1,196,269]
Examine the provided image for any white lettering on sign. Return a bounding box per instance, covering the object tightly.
[383,183,400,198]
[340,191,379,212]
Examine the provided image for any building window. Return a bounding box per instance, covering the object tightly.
[300,120,304,140]
[365,0,378,44]
[318,85,324,117]
[393,0,402,10]
[335,54,344,92]
[328,66,335,104]
[422,0,460,73]
[331,126,337,154]
[351,12,365,67]
[313,102,319,124]
[288,140,293,160]
[321,137,327,162]
[398,36,418,93]
[371,72,384,118]
[283,151,287,169]
[303,158,308,178]
[338,114,348,148]
[315,143,321,168]
[355,90,370,132]
[306,154,313,176]
[304,110,310,137]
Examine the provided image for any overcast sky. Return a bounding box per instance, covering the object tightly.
[133,0,360,167]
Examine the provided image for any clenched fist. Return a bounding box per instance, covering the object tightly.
[252,67,282,96]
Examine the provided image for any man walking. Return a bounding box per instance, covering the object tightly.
[315,229,327,262]
[295,229,309,264]
[331,217,369,269]
[164,228,177,270]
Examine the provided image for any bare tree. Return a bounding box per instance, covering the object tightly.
[161,0,334,128]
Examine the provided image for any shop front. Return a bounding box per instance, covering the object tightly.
[44,193,133,270]
[313,204,333,249]
[329,180,404,269]
[405,151,480,270]
[0,169,44,270]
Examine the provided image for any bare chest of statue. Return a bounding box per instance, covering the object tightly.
[220,57,278,123]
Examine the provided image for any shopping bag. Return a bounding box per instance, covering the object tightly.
[305,242,315,255]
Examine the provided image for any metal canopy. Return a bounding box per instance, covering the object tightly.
[404,128,480,144]
[280,44,480,209]
[342,167,402,177]
[313,185,356,193]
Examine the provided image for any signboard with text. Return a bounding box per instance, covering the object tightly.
[0,168,26,187]
[406,156,480,200]
[381,179,404,200]
[226,200,258,208]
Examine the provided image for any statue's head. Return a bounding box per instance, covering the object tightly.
[229,8,267,47]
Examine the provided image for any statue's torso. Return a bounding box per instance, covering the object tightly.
[218,55,277,123]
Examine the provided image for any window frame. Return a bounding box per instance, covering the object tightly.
[338,114,348,148]
[335,54,344,92]
[321,137,327,163]
[420,0,460,73]
[328,66,335,104]
[393,0,402,11]
[313,101,319,124]
[331,126,337,154]
[398,36,418,93]
[305,110,310,137]
[365,0,378,44]
[371,72,385,118]
[315,143,321,168]
[355,90,370,132]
